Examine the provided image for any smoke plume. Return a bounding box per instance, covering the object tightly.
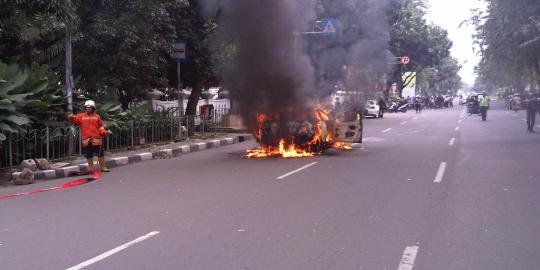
[200,0,392,131]
[200,0,317,131]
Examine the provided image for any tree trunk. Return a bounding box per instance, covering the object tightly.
[23,41,33,68]
[185,81,202,136]
[185,81,203,116]
[119,93,131,111]
[533,59,540,91]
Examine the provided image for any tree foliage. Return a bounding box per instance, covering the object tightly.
[0,61,66,140]
[472,0,540,92]
[388,0,456,96]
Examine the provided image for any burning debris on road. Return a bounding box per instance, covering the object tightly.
[245,108,359,158]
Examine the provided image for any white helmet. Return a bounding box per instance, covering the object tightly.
[84,100,96,108]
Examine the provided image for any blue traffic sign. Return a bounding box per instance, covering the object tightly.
[320,19,339,35]
[171,39,187,63]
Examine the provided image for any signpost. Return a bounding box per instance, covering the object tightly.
[400,56,411,65]
[171,39,187,138]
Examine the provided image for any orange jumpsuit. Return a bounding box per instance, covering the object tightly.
[69,113,108,146]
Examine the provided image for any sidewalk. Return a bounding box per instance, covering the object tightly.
[7,133,254,185]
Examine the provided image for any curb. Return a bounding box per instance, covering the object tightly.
[12,135,254,181]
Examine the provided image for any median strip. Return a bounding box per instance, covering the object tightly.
[11,135,255,182]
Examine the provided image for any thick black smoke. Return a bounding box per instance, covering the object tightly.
[200,0,392,131]
[200,0,317,132]
[313,0,392,102]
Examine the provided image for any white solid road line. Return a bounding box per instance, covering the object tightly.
[66,231,160,270]
[397,246,420,270]
[382,128,393,133]
[455,126,460,131]
[434,162,447,183]
[400,121,408,125]
[277,162,318,180]
[449,138,456,146]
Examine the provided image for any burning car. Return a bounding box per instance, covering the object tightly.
[246,108,363,158]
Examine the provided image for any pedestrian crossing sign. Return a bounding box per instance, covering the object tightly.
[321,19,339,35]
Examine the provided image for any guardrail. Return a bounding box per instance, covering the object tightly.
[0,110,229,169]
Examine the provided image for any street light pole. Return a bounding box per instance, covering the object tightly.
[177,61,184,139]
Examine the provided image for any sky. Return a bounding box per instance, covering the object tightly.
[425,0,487,86]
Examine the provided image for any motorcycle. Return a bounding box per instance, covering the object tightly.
[467,101,480,116]
[388,102,408,113]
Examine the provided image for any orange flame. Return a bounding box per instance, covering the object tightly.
[246,139,315,158]
[245,108,353,158]
[333,141,352,150]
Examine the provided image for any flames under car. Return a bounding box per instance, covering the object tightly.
[246,110,363,158]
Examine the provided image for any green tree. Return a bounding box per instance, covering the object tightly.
[472,0,540,92]
[388,0,453,96]
[73,0,187,110]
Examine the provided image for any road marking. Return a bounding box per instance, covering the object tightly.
[413,117,418,120]
[397,246,420,270]
[382,128,393,133]
[434,162,447,183]
[537,125,540,128]
[277,162,318,180]
[505,111,509,115]
[400,121,408,126]
[363,137,385,143]
[458,119,462,124]
[449,138,456,146]
[522,119,527,122]
[66,231,160,270]
[455,126,460,131]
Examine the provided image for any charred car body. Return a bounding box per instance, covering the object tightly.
[258,109,363,152]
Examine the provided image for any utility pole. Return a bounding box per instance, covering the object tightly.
[65,25,75,155]
[65,25,74,114]
[172,39,187,139]
[177,61,183,116]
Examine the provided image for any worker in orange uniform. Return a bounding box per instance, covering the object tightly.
[69,100,110,172]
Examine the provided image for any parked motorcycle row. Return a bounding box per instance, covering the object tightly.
[386,95,455,114]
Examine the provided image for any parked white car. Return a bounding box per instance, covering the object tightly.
[365,100,381,118]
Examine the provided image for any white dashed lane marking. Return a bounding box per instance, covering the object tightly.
[434,162,447,183]
[66,231,160,270]
[397,246,420,270]
[382,128,393,133]
[449,138,456,146]
[277,162,318,180]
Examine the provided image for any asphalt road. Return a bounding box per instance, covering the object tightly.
[1,102,540,270]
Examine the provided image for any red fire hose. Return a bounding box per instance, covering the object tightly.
[0,170,102,200]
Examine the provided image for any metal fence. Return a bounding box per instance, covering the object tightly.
[0,109,229,170]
